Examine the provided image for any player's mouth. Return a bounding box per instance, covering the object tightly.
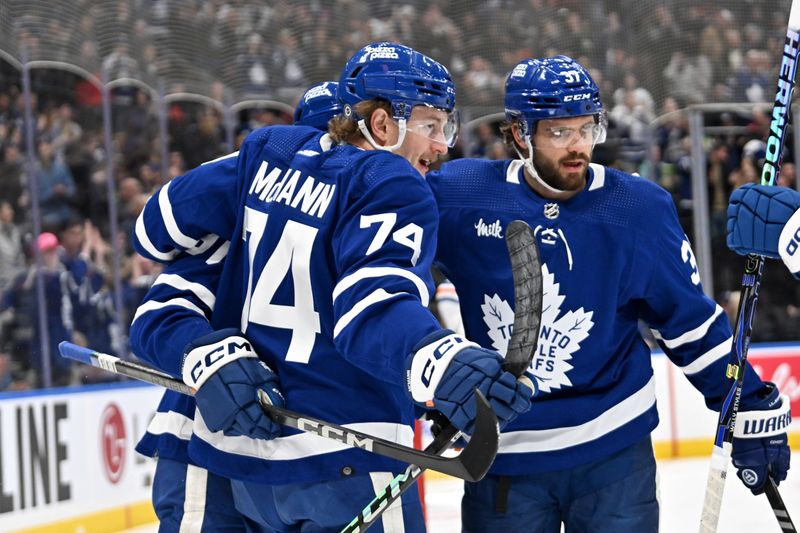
[561,159,586,172]
[418,158,434,173]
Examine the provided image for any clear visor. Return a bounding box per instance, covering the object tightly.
[400,106,460,148]
[537,119,607,149]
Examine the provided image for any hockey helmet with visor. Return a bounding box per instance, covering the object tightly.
[338,42,458,150]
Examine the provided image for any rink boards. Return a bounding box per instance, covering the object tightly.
[1,344,799,532]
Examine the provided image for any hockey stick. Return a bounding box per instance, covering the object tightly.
[341,220,542,532]
[58,341,499,482]
[698,3,800,532]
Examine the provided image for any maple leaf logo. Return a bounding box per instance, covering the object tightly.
[480,263,594,395]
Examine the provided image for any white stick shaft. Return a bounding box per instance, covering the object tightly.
[699,443,732,532]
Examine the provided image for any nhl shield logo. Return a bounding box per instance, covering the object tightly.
[544,203,559,219]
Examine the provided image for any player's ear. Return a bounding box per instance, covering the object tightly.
[511,122,528,153]
[368,107,393,146]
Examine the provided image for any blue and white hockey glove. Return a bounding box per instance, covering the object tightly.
[732,382,792,495]
[727,183,800,277]
[183,328,285,439]
[406,330,535,435]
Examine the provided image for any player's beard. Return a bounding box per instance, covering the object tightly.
[533,150,590,192]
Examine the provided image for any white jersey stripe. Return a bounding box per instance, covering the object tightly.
[679,336,731,375]
[146,411,194,440]
[179,465,208,533]
[200,150,239,166]
[135,207,179,261]
[192,411,414,461]
[651,305,724,349]
[588,163,606,190]
[505,160,523,184]
[159,181,201,249]
[332,267,430,306]
[498,376,656,453]
[369,472,406,532]
[132,298,207,324]
[333,289,401,338]
[153,273,216,311]
[206,240,230,264]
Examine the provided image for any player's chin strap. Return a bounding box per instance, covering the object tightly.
[357,118,408,152]
[512,135,566,195]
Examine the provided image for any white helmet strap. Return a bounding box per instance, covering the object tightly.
[514,134,568,195]
[358,118,408,152]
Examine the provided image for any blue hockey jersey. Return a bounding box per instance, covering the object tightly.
[131,127,443,484]
[428,159,767,475]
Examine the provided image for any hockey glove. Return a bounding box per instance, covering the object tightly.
[183,328,284,439]
[727,183,800,277]
[406,330,535,435]
[731,382,792,495]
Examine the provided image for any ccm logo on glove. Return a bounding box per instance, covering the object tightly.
[407,333,478,403]
[183,336,258,389]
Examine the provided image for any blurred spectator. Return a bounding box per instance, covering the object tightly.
[662,51,712,104]
[236,33,272,96]
[0,201,25,293]
[0,349,32,391]
[0,144,29,223]
[1,232,75,387]
[179,109,224,169]
[707,141,734,237]
[731,49,772,103]
[464,56,502,106]
[35,139,77,231]
[469,122,501,159]
[778,161,796,189]
[610,88,655,174]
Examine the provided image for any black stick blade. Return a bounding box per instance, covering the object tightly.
[504,220,543,376]
[258,389,499,482]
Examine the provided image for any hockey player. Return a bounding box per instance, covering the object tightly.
[727,182,800,279]
[293,80,343,130]
[427,55,792,532]
[130,42,532,532]
[131,80,343,532]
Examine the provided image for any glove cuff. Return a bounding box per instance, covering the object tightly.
[733,394,792,439]
[778,207,800,274]
[406,331,478,403]
[182,333,258,389]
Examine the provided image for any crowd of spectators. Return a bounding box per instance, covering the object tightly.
[0,0,799,390]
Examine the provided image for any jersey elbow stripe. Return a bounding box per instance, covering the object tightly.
[135,209,179,261]
[332,267,430,306]
[651,305,723,349]
[678,336,731,375]
[153,273,216,311]
[333,288,403,338]
[159,181,203,249]
[132,298,207,324]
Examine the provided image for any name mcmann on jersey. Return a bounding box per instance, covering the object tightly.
[248,160,336,218]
